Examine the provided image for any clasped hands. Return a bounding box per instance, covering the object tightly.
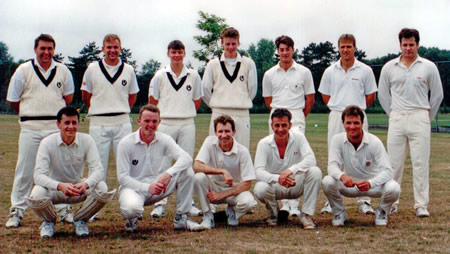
[340,174,371,192]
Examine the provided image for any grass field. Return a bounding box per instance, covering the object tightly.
[0,113,449,253]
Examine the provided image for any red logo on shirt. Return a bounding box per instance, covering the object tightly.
[294,152,299,156]
[365,161,371,167]
[416,77,422,80]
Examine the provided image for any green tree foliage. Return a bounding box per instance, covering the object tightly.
[0,41,18,112]
[248,38,277,113]
[52,53,65,63]
[121,48,138,70]
[135,59,161,110]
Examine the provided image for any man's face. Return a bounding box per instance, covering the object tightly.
[57,114,79,142]
[215,122,235,148]
[34,40,55,66]
[338,40,356,62]
[271,116,291,139]
[400,37,419,60]
[277,43,294,65]
[137,110,160,138]
[167,48,186,65]
[343,115,363,140]
[102,39,121,64]
[221,37,239,58]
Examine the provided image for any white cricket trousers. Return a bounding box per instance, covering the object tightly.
[29,181,108,204]
[10,128,58,212]
[119,168,195,219]
[253,167,322,216]
[322,175,400,214]
[89,123,132,182]
[387,110,430,209]
[194,173,257,218]
[209,111,250,149]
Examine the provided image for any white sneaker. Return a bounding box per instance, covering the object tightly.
[5,209,23,228]
[264,216,278,226]
[173,214,205,232]
[375,208,388,226]
[40,221,55,238]
[201,212,215,229]
[125,217,138,232]
[151,205,166,218]
[189,204,203,217]
[289,207,301,217]
[226,206,239,226]
[332,211,347,227]
[58,205,74,223]
[299,214,316,229]
[416,207,430,218]
[390,204,398,214]
[88,213,99,223]
[209,204,217,213]
[359,202,375,214]
[321,201,332,214]
[73,220,89,237]
[280,204,290,212]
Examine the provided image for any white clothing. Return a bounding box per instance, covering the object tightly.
[318,59,377,111]
[158,123,195,157]
[263,62,315,109]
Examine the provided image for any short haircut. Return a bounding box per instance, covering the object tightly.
[103,34,121,46]
[398,28,420,43]
[214,115,235,132]
[167,40,185,51]
[271,108,292,122]
[275,35,294,49]
[139,104,160,117]
[338,34,356,47]
[341,105,364,124]
[220,27,240,40]
[34,34,55,49]
[57,106,80,122]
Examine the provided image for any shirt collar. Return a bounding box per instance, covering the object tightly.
[33,57,56,72]
[394,55,423,67]
[102,58,123,68]
[220,52,242,62]
[336,58,361,71]
[276,61,297,71]
[212,136,238,155]
[343,131,369,150]
[164,65,189,78]
[268,131,295,148]
[134,129,158,145]
[57,133,79,147]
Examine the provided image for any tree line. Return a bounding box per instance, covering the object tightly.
[1,11,449,114]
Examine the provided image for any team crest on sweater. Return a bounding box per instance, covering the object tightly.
[122,80,128,86]
[56,82,62,88]
[132,159,138,165]
[239,75,244,81]
[186,84,192,91]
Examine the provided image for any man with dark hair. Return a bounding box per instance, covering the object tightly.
[6,34,74,228]
[318,33,377,214]
[26,106,115,238]
[202,27,257,149]
[322,105,400,226]
[81,33,139,190]
[193,115,257,229]
[148,40,203,218]
[254,108,321,229]
[262,35,315,217]
[117,104,204,232]
[378,28,443,217]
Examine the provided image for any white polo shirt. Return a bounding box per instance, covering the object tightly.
[319,59,377,111]
[34,132,104,191]
[378,56,443,119]
[116,130,192,193]
[262,62,315,109]
[254,131,317,184]
[328,131,393,188]
[195,136,255,187]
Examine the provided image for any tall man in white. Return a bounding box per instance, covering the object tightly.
[254,109,322,229]
[202,27,257,149]
[262,35,315,217]
[81,34,139,186]
[318,34,378,214]
[149,40,203,218]
[6,34,74,228]
[322,105,400,226]
[117,105,204,232]
[26,106,115,238]
[194,115,257,229]
[378,28,443,217]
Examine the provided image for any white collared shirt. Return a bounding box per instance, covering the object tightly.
[263,62,315,109]
[195,136,255,187]
[254,131,316,184]
[318,59,377,111]
[117,130,192,193]
[328,131,393,188]
[378,56,443,119]
[34,132,104,190]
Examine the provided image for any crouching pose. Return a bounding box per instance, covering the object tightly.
[322,105,400,226]
[27,107,115,238]
[194,115,257,229]
[254,109,322,229]
[117,104,203,232]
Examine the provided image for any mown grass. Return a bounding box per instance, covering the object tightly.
[0,113,449,253]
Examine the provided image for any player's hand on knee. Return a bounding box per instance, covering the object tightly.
[279,169,295,187]
[73,182,89,195]
[149,182,165,195]
[221,169,234,187]
[57,182,82,196]
[340,174,355,188]
[157,173,172,193]
[355,181,371,192]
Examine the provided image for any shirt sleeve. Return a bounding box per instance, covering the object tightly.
[238,148,256,182]
[201,62,214,107]
[84,136,105,188]
[149,72,161,99]
[368,139,393,188]
[80,65,93,93]
[262,70,272,97]
[288,134,317,174]
[195,137,212,164]
[327,135,345,180]
[128,69,140,94]
[254,140,279,184]
[303,68,315,95]
[378,65,392,116]
[164,136,193,176]
[62,65,75,96]
[34,139,60,190]
[192,71,203,100]
[363,66,378,95]
[318,67,331,96]
[116,139,150,193]
[428,63,444,120]
[6,65,25,102]
[248,59,258,100]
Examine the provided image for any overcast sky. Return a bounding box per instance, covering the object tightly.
[1,0,449,69]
